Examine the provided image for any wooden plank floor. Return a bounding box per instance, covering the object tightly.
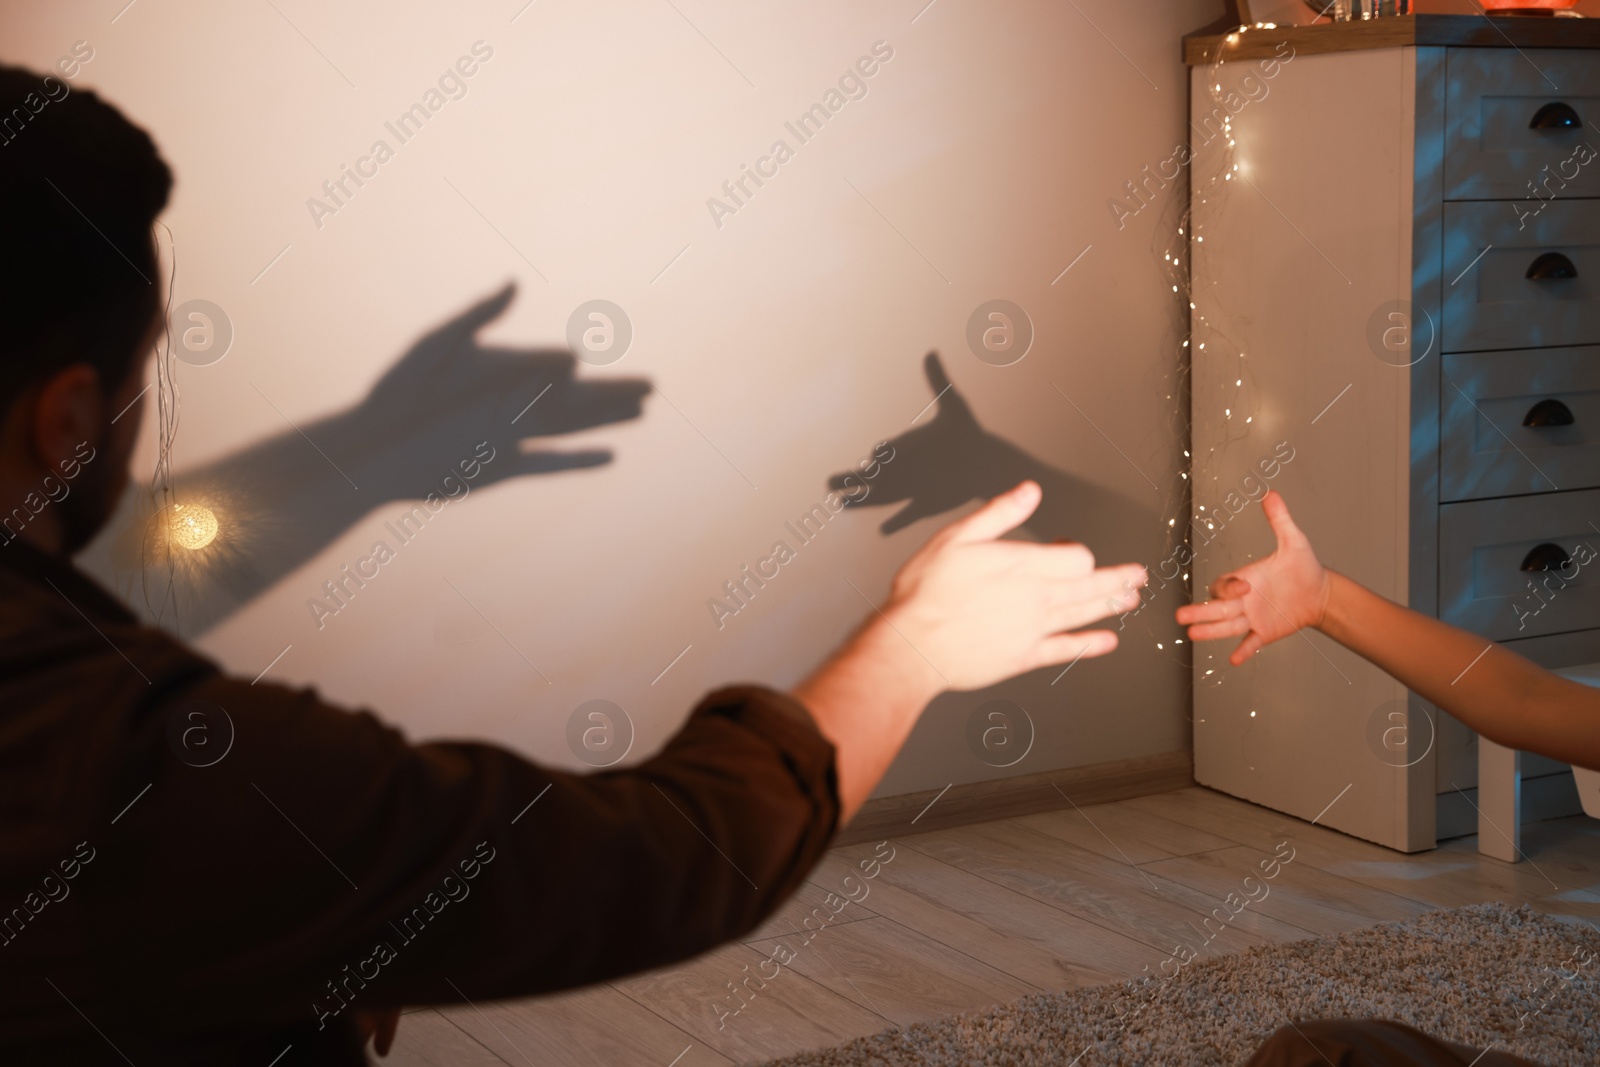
[385,787,1600,1067]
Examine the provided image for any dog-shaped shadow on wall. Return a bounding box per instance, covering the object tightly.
[828,352,1158,548]
[826,352,1171,784]
[87,283,651,637]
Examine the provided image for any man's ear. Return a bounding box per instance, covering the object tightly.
[29,365,105,473]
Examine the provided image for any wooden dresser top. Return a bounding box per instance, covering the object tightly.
[1185,14,1600,65]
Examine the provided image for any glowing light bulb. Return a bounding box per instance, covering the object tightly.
[170,504,219,550]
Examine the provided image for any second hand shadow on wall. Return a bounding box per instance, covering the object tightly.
[94,283,651,638]
[829,352,1157,550]
[831,352,1171,784]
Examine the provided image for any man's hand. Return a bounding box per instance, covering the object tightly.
[1175,491,1331,665]
[880,479,1146,691]
[794,479,1145,820]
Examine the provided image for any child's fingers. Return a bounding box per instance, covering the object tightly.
[1176,598,1243,625]
[1185,616,1252,642]
[1207,574,1252,600]
[1229,631,1267,666]
[1262,491,1310,551]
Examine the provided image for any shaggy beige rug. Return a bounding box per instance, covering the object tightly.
[753,903,1599,1066]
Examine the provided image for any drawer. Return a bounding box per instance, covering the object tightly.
[1504,628,1600,673]
[1441,344,1600,501]
[1440,489,1600,641]
[1445,49,1600,202]
[1442,199,1600,353]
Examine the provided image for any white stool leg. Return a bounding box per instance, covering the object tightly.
[1477,738,1521,862]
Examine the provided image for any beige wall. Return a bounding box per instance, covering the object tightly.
[7,0,1216,796]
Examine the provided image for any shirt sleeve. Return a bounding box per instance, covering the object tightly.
[86,654,840,1034]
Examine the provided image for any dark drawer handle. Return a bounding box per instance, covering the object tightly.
[1526,252,1578,281]
[1524,398,1575,427]
[1530,102,1583,130]
[1521,542,1573,573]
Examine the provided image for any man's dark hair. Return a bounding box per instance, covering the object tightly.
[0,63,172,415]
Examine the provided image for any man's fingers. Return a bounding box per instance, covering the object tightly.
[984,536,1098,578]
[1230,630,1267,666]
[1185,616,1252,642]
[945,480,1041,545]
[1068,563,1145,604]
[1051,565,1146,623]
[1080,564,1148,602]
[1040,539,1098,579]
[1029,629,1118,672]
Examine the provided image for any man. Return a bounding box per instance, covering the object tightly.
[0,64,1145,1063]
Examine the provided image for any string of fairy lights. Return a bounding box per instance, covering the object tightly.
[1144,23,1271,690]
[137,222,221,633]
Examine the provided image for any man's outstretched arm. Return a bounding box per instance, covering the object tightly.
[56,479,1142,1048]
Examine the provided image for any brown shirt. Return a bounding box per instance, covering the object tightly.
[0,538,840,1064]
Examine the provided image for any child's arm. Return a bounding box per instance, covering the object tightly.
[1176,491,1600,773]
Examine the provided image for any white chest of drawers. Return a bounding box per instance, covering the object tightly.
[1185,18,1599,854]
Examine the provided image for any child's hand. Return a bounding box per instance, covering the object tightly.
[1175,491,1332,666]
